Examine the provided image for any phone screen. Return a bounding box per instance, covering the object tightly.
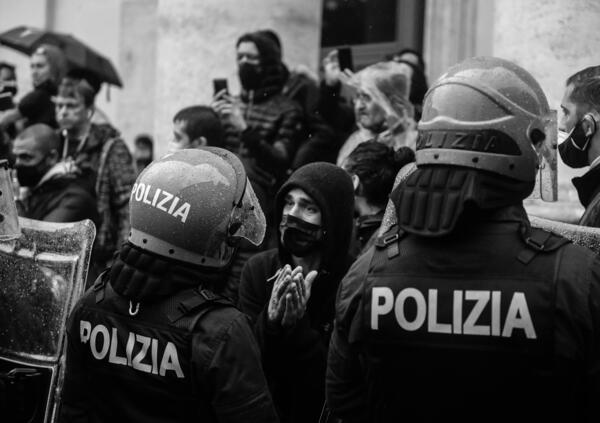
[337,47,354,72]
[213,79,228,96]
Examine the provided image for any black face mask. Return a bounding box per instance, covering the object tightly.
[16,161,47,187]
[238,63,263,91]
[558,115,597,169]
[280,214,324,257]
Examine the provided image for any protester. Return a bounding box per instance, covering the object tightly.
[0,61,17,112]
[336,61,417,166]
[168,104,253,304]
[59,148,278,422]
[390,58,428,121]
[557,65,600,226]
[342,140,415,256]
[133,134,153,175]
[0,44,67,130]
[258,29,342,169]
[212,30,304,242]
[12,123,98,223]
[327,57,600,422]
[169,105,224,152]
[391,47,426,73]
[56,78,136,275]
[238,162,354,423]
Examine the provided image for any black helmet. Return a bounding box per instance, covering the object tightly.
[392,57,554,237]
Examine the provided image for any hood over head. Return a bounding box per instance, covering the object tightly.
[236,31,287,101]
[275,162,355,276]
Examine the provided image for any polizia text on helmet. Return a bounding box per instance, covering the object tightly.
[131,182,191,223]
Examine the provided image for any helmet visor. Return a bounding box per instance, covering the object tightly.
[229,178,266,246]
[529,110,558,202]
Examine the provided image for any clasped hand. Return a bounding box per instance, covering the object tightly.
[267,264,318,328]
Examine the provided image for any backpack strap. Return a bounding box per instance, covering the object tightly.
[167,288,234,324]
[517,226,571,265]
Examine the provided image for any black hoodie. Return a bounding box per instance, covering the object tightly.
[238,162,355,423]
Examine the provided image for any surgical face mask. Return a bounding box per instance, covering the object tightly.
[279,214,324,257]
[238,63,262,91]
[558,115,596,168]
[15,159,48,187]
[167,141,188,153]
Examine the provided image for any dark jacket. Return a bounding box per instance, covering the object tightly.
[17,167,98,224]
[573,164,600,227]
[238,162,355,423]
[18,80,58,128]
[60,243,278,423]
[223,33,303,188]
[349,210,384,258]
[327,205,600,423]
[62,123,136,264]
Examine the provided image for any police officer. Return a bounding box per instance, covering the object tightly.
[326,57,600,423]
[59,148,279,422]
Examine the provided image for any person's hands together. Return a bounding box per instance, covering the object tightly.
[267,265,293,324]
[280,267,318,328]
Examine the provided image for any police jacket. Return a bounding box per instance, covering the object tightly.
[59,243,278,423]
[326,206,600,423]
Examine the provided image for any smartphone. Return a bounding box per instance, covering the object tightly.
[213,78,229,96]
[337,47,354,72]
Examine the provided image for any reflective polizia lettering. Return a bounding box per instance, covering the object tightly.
[130,183,191,223]
[371,288,536,339]
[79,321,184,378]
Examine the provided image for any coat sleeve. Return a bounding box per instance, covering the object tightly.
[105,138,136,247]
[58,305,90,423]
[42,188,97,224]
[326,249,372,422]
[197,312,279,423]
[242,105,304,170]
[238,257,284,360]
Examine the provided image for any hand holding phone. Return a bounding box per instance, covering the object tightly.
[337,47,354,73]
[213,78,229,98]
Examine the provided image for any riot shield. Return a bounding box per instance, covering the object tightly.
[0,217,95,423]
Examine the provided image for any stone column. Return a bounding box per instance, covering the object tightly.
[422,0,494,82]
[153,0,322,158]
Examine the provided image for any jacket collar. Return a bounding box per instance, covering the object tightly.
[572,165,600,208]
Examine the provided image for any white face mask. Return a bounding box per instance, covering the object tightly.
[167,141,188,154]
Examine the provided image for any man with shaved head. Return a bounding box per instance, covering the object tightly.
[12,123,98,223]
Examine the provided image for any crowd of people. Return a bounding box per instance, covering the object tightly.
[1,27,600,423]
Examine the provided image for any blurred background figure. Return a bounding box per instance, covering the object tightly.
[56,78,135,282]
[337,61,416,167]
[0,44,67,130]
[212,30,304,248]
[391,48,426,73]
[390,49,429,121]
[133,133,153,175]
[0,61,17,111]
[342,140,415,256]
[0,61,17,162]
[12,123,98,224]
[169,105,224,152]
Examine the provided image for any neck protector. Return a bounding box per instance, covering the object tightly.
[391,166,533,237]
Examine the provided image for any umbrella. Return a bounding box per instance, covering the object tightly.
[0,25,122,87]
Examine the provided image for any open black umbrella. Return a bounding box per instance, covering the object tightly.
[0,26,122,87]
